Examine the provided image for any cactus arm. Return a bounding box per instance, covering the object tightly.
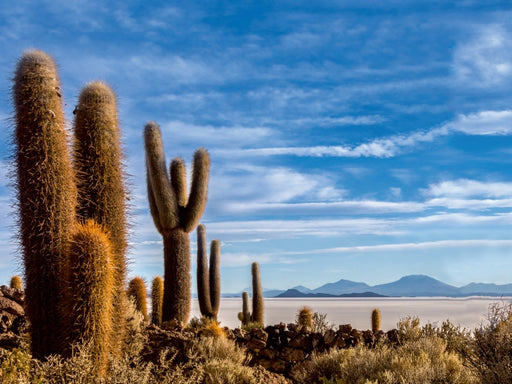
[242,291,251,325]
[146,172,164,234]
[209,239,221,316]
[251,262,264,324]
[196,224,213,317]
[144,122,179,230]
[182,148,209,233]
[170,157,188,209]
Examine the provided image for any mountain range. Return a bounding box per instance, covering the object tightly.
[244,275,512,298]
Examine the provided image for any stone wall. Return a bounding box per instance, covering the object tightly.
[0,285,26,349]
[232,322,399,373]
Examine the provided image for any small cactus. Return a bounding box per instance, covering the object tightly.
[297,306,313,331]
[128,277,148,322]
[251,262,264,325]
[372,308,381,333]
[239,291,251,326]
[65,220,114,378]
[151,276,164,326]
[10,275,22,290]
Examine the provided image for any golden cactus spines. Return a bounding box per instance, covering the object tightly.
[196,224,221,320]
[73,81,128,354]
[151,276,164,326]
[13,50,77,359]
[144,121,210,325]
[10,275,23,290]
[66,220,114,378]
[251,262,264,325]
[209,238,221,316]
[372,308,381,333]
[297,306,313,331]
[128,277,148,322]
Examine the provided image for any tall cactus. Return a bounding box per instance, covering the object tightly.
[196,224,221,320]
[66,220,114,378]
[144,122,209,325]
[251,262,264,325]
[151,276,164,326]
[13,50,77,359]
[73,81,128,354]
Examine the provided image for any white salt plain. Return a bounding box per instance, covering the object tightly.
[190,297,512,330]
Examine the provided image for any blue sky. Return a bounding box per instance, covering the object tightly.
[1,1,512,293]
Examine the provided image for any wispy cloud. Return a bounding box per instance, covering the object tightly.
[213,110,512,158]
[426,179,512,198]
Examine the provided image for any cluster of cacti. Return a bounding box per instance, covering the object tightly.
[12,50,128,371]
[238,262,264,326]
[151,276,164,326]
[297,306,313,330]
[144,122,209,325]
[196,224,221,320]
[372,308,381,332]
[128,277,148,322]
[10,275,22,290]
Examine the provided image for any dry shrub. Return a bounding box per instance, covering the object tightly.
[467,302,512,384]
[291,332,477,384]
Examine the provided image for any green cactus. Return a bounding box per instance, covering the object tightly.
[251,262,264,325]
[196,224,221,320]
[144,122,210,325]
[128,277,148,322]
[13,50,77,359]
[372,308,381,333]
[10,276,23,290]
[73,81,128,355]
[66,220,114,378]
[151,276,164,326]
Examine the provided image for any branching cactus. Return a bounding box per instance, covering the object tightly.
[372,308,381,333]
[151,276,164,326]
[251,262,264,325]
[10,275,22,290]
[13,50,77,359]
[73,81,128,353]
[128,277,148,322]
[196,224,221,320]
[144,122,209,325]
[66,220,114,378]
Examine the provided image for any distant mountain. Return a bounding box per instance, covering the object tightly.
[312,279,372,295]
[277,289,386,298]
[458,282,512,296]
[290,285,314,294]
[371,275,460,297]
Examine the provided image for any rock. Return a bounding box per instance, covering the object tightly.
[233,327,248,340]
[387,329,400,344]
[339,324,352,333]
[289,333,312,350]
[324,329,336,345]
[259,347,279,360]
[257,357,288,373]
[0,297,24,317]
[250,327,268,343]
[247,337,267,350]
[277,322,286,331]
[280,347,305,362]
[0,286,24,306]
[311,332,323,350]
[363,330,375,347]
[287,323,298,332]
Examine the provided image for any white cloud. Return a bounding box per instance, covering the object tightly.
[426,179,512,198]
[448,110,512,135]
[453,24,512,87]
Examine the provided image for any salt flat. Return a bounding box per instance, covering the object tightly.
[190,297,512,330]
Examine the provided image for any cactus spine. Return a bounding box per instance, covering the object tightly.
[372,308,381,332]
[13,50,77,359]
[196,224,221,320]
[151,276,164,326]
[73,81,128,353]
[66,220,114,378]
[128,277,148,322]
[144,122,209,325]
[10,276,22,290]
[251,262,264,325]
